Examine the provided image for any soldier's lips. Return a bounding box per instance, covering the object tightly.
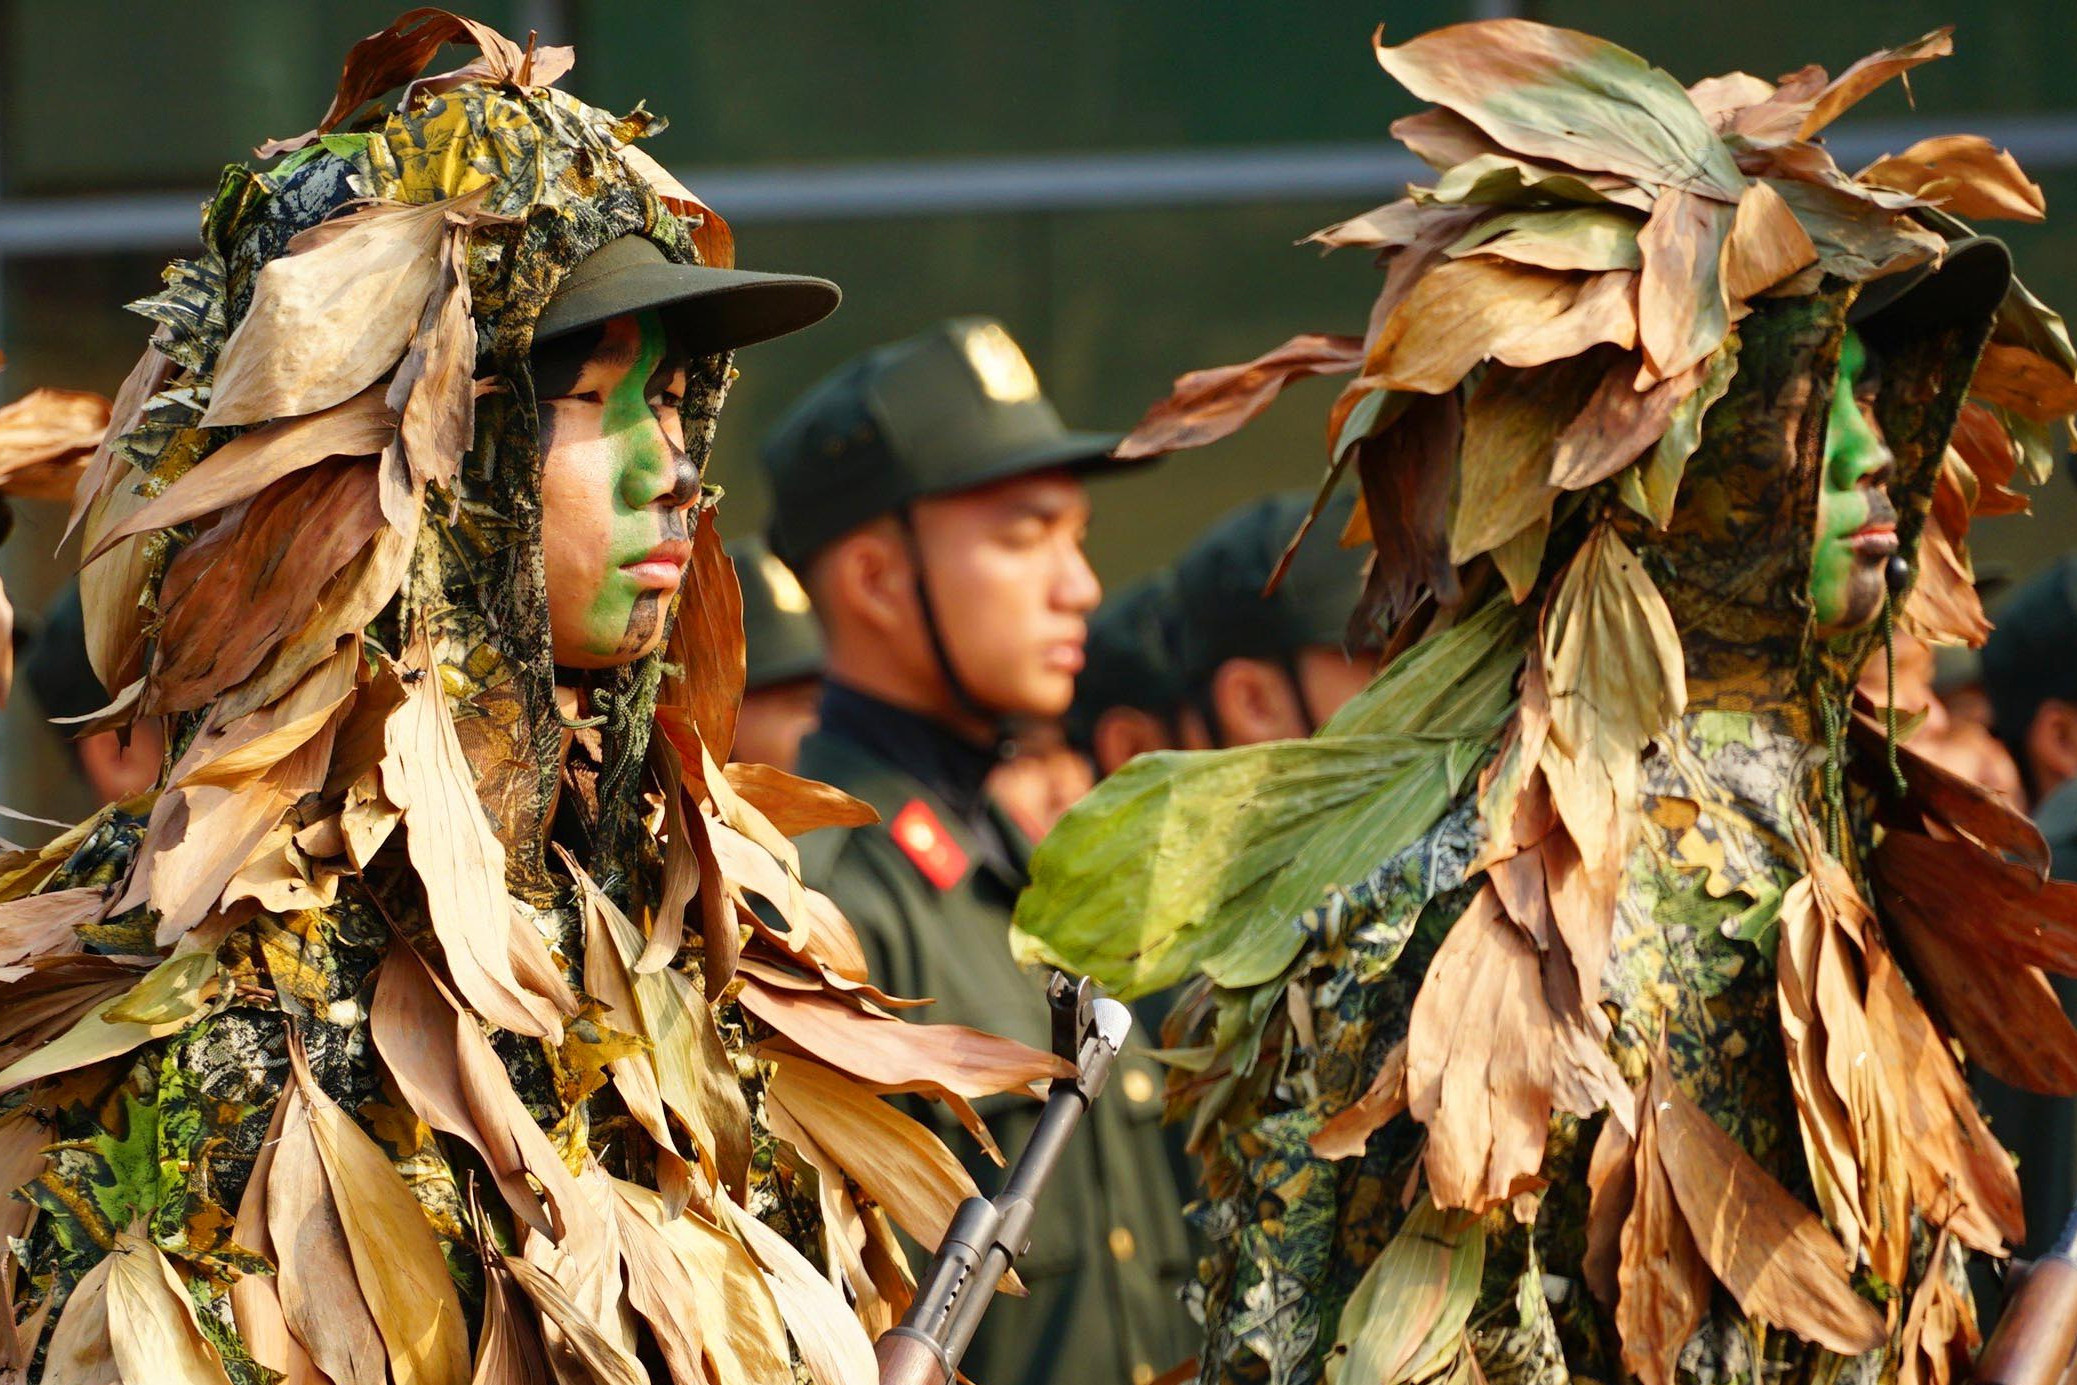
[1849,522,1898,559]
[1044,641,1086,674]
[622,541,692,589]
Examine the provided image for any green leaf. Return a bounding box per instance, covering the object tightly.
[1376,21,1745,200]
[1011,604,1522,998]
[1324,1199,1487,1385]
[1445,207,1643,271]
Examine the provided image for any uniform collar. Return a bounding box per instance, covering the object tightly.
[815,680,1002,825]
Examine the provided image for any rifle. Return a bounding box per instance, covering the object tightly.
[874,973,1133,1385]
[1978,1205,2077,1385]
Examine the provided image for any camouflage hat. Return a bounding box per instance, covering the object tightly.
[1065,571,1185,750]
[761,317,1136,568]
[1982,554,2077,764]
[729,536,824,692]
[1173,489,1370,690]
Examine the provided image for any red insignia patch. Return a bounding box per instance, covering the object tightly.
[891,800,968,891]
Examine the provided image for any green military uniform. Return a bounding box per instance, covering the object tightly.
[765,318,1195,1385]
[1170,488,1372,738]
[1980,555,2077,1256]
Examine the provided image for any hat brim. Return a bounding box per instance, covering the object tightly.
[536,261,842,354]
[1849,236,2012,343]
[914,429,1147,500]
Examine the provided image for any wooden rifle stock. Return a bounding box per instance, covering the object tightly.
[1979,1209,2077,1385]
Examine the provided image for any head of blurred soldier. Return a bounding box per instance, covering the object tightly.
[988,719,1097,841]
[1172,490,1376,747]
[728,536,825,772]
[763,318,1133,742]
[1858,624,2023,805]
[1983,555,2077,803]
[1067,572,1199,777]
[23,583,163,805]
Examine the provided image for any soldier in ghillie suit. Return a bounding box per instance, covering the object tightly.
[1013,20,2077,1384]
[0,12,1068,1384]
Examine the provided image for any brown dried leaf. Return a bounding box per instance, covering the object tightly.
[1720,181,1817,302]
[1651,1059,1887,1353]
[86,388,396,563]
[764,1051,983,1257]
[287,1038,471,1385]
[610,1180,792,1385]
[1970,342,2077,425]
[385,229,476,494]
[1366,259,1580,395]
[492,1248,646,1385]
[578,884,697,1212]
[228,1093,321,1384]
[1899,471,1989,649]
[266,1079,386,1385]
[1405,886,1553,1211]
[41,1252,116,1385]
[1877,841,2077,1095]
[1852,714,2043,876]
[739,974,1067,1102]
[1863,940,2022,1253]
[1582,1110,1633,1313]
[722,761,879,836]
[77,457,158,697]
[619,145,736,271]
[105,1232,237,1385]
[1112,334,1364,460]
[1488,269,1638,369]
[204,197,457,427]
[1861,135,2046,223]
[1447,353,1605,564]
[717,1196,880,1385]
[661,505,745,759]
[1636,190,1735,382]
[1348,393,1462,636]
[148,458,384,714]
[1794,30,1955,141]
[469,1253,552,1385]
[1304,197,1426,252]
[1896,1230,1980,1385]
[568,847,749,1197]
[0,887,100,982]
[382,626,572,1039]
[1948,402,2028,517]
[0,388,108,499]
[1615,1087,1707,1385]
[1548,351,1704,491]
[257,8,545,157]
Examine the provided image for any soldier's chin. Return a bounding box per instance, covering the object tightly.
[1813,567,1887,638]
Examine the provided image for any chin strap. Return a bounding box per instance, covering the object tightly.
[894,505,1017,757]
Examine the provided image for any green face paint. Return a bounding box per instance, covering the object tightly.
[1808,328,1897,635]
[537,309,700,669]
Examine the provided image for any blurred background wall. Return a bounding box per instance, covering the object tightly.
[2,0,2076,819]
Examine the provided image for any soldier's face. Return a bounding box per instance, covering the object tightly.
[911,472,1102,719]
[1810,328,1898,636]
[536,311,701,669]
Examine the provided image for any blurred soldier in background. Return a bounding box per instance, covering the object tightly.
[22,582,161,805]
[728,535,825,772]
[1974,553,2077,1261]
[1066,570,1199,777]
[763,317,1195,1385]
[1173,488,1376,746]
[985,718,1094,841]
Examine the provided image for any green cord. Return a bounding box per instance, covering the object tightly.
[1880,589,1908,797]
[1821,694,1846,860]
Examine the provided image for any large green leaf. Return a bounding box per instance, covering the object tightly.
[1011,604,1522,999]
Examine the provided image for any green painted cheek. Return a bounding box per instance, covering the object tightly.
[577,314,672,658]
[1808,330,1878,628]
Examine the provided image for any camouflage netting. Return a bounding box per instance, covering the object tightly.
[0,12,1065,1384]
[1012,20,2077,1385]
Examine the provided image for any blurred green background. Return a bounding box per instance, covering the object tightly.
[2,0,2075,816]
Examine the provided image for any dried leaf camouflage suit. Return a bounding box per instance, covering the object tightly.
[0,12,1071,1385]
[1012,20,2077,1385]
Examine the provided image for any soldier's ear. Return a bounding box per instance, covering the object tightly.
[1210,657,1306,746]
[820,522,916,637]
[1093,707,1172,777]
[2027,697,2077,799]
